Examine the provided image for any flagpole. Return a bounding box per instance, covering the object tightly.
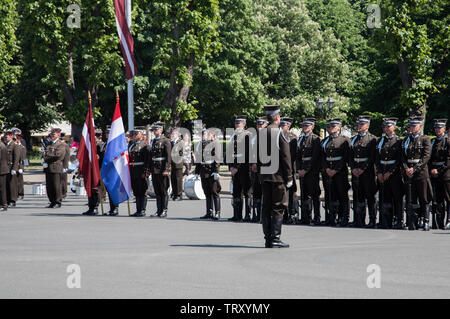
[126,0,134,132]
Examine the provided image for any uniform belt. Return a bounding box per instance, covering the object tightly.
[204,160,215,164]
[326,156,343,161]
[302,157,312,161]
[130,162,144,166]
[234,154,243,158]
[407,159,420,164]
[380,160,396,165]
[432,161,445,166]
[153,157,166,161]
[353,157,368,163]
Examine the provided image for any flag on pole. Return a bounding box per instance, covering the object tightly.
[114,0,137,80]
[77,93,101,197]
[100,96,132,205]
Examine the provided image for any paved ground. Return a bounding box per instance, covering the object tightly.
[0,185,449,299]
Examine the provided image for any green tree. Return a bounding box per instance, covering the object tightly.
[144,0,221,127]
[18,0,124,132]
[0,0,19,91]
[190,0,278,129]
[377,0,449,118]
[255,0,351,129]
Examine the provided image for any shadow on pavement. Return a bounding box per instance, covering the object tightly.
[170,244,264,249]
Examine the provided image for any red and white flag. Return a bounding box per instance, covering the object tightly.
[77,96,101,197]
[114,0,137,80]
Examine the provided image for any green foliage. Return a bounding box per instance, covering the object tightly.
[0,0,19,90]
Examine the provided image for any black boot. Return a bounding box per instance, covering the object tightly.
[423,204,431,231]
[380,203,393,229]
[252,198,261,223]
[329,201,339,226]
[228,197,242,221]
[436,202,445,229]
[393,200,405,229]
[300,199,312,225]
[262,212,272,248]
[313,198,321,225]
[83,193,99,215]
[338,201,349,227]
[201,195,213,219]
[212,196,221,220]
[407,208,418,230]
[140,196,147,216]
[150,195,162,217]
[160,195,168,218]
[271,216,289,248]
[445,203,450,230]
[243,197,252,222]
[366,203,377,228]
[353,202,365,228]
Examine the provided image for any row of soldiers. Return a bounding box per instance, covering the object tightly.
[227,113,449,234]
[0,128,27,210]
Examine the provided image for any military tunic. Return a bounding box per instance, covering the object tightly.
[43,140,66,206]
[257,123,293,243]
[6,141,20,205]
[170,138,185,199]
[0,142,9,209]
[375,134,404,227]
[321,134,351,225]
[296,133,321,223]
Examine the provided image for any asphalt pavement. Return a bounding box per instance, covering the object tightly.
[0,185,449,299]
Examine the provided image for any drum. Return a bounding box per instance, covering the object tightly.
[32,183,46,195]
[147,176,172,198]
[184,174,205,200]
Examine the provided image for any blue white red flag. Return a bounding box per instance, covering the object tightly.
[101,97,132,205]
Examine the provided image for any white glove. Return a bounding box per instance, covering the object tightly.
[18,169,23,174]
[41,158,45,164]
[43,163,48,168]
[62,168,68,173]
[212,173,220,180]
[10,170,16,175]
[286,181,293,189]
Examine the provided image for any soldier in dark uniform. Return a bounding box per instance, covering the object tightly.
[5,131,20,207]
[82,129,104,215]
[100,126,120,216]
[169,128,184,201]
[321,118,351,227]
[43,128,66,208]
[228,115,252,222]
[16,134,26,200]
[149,122,172,218]
[250,117,268,223]
[195,128,222,220]
[128,127,150,217]
[0,136,9,211]
[429,119,449,229]
[60,132,70,200]
[280,117,298,224]
[401,116,432,231]
[255,105,293,248]
[296,118,322,225]
[350,116,378,228]
[375,118,404,229]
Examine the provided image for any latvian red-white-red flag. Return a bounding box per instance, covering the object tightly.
[77,101,101,197]
[114,0,138,80]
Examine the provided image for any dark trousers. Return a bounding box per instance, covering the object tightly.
[251,172,262,199]
[201,176,221,198]
[232,167,252,199]
[45,172,62,204]
[0,174,7,208]
[432,177,450,203]
[153,174,170,197]
[262,181,287,239]
[329,170,350,203]
[170,168,183,197]
[130,167,148,197]
[351,170,377,205]
[7,174,18,204]
[61,173,67,198]
[18,173,24,197]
